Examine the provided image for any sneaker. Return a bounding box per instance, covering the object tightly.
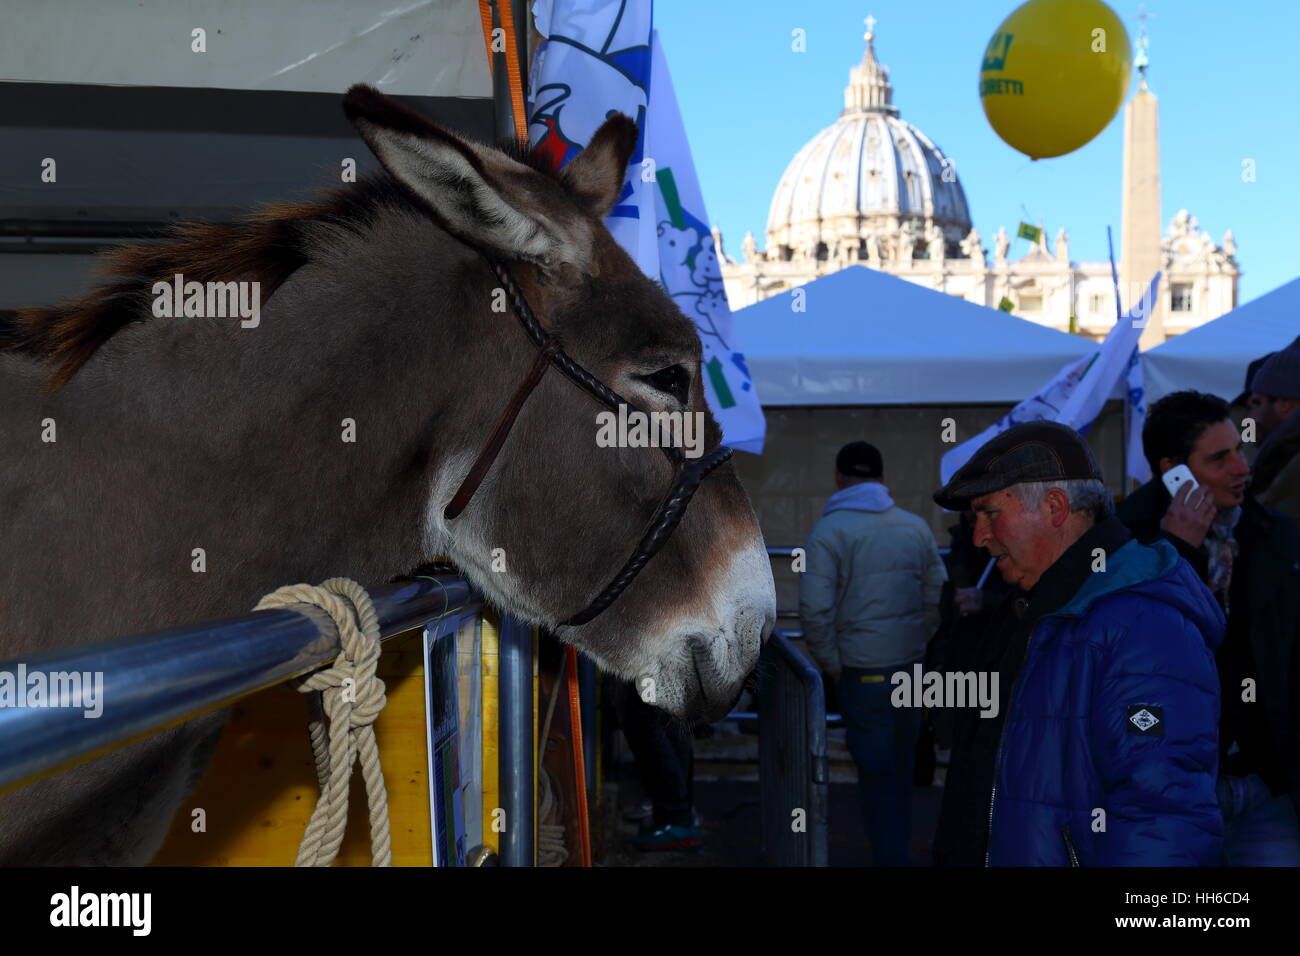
[622,799,653,823]
[632,824,702,851]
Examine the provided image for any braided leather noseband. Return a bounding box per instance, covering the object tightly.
[440,253,734,627]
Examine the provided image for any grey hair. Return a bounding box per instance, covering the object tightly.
[1010,478,1113,522]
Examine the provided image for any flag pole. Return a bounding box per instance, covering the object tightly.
[486,0,530,145]
[1108,226,1130,496]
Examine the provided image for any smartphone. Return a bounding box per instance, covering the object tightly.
[1162,464,1199,498]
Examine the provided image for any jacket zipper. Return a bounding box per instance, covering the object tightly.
[985,608,1040,867]
[1062,826,1081,867]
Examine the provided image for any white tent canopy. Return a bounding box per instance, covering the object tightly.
[734,265,1097,405]
[1143,277,1300,405]
[0,0,491,97]
[0,0,496,312]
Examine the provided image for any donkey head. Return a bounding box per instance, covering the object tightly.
[344,86,775,722]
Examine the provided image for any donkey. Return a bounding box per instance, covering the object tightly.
[0,85,775,865]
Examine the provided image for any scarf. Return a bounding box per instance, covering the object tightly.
[1206,505,1241,612]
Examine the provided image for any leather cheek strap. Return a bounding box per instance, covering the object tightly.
[443,337,562,521]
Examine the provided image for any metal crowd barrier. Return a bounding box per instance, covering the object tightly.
[0,573,538,866]
[496,612,534,868]
[756,628,828,867]
[768,545,953,558]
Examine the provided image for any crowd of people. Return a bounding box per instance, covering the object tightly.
[798,335,1300,866]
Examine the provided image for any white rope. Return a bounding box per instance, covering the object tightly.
[254,577,392,867]
[536,766,569,867]
[535,652,570,867]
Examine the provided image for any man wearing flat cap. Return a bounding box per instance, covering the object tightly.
[931,422,1225,866]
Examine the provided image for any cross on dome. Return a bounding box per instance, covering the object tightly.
[846,14,893,115]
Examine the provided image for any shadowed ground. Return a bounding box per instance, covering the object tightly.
[604,724,946,867]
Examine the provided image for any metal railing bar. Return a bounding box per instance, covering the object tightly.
[726,710,844,726]
[767,545,952,558]
[0,575,478,790]
[758,629,829,865]
[498,614,534,867]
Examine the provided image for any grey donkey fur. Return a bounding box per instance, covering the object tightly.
[0,85,774,864]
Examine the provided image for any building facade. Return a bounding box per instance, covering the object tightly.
[719,24,1239,344]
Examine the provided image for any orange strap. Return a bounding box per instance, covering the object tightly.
[477,0,530,144]
[565,645,592,866]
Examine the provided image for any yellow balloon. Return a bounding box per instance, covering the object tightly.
[980,0,1132,160]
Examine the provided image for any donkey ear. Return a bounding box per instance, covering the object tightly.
[559,113,639,219]
[343,84,561,263]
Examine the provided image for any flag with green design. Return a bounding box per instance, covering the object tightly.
[644,30,765,453]
[1017,222,1042,243]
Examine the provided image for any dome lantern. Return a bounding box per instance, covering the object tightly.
[844,16,897,116]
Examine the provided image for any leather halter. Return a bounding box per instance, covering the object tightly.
[441,253,734,627]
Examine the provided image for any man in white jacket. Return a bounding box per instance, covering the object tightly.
[799,441,947,865]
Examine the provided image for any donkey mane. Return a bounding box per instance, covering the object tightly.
[6,136,561,392]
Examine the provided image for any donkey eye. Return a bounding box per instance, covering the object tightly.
[641,365,690,405]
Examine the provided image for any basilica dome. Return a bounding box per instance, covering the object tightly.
[765,27,971,263]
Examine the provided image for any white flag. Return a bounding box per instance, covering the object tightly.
[528,0,655,263]
[644,30,765,452]
[1125,345,1151,486]
[526,4,766,452]
[940,274,1160,488]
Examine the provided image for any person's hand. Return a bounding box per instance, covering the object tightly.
[954,587,983,617]
[1160,480,1216,549]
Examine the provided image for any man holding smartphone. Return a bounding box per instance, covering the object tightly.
[1117,390,1300,866]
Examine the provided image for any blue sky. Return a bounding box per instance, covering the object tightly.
[656,0,1300,304]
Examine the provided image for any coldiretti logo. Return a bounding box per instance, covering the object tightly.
[980,32,1022,95]
[981,77,1023,95]
[981,32,1013,71]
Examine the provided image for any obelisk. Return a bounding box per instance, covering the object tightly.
[1120,23,1165,349]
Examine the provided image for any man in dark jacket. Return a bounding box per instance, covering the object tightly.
[1116,390,1300,865]
[1246,337,1300,527]
[932,422,1224,866]
[928,512,1014,755]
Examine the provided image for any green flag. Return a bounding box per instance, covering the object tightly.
[1017,222,1042,243]
[998,296,1015,313]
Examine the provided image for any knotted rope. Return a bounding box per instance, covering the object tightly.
[254,577,392,867]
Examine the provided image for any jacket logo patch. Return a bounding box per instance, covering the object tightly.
[1128,705,1163,735]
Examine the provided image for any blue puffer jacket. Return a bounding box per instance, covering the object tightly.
[989,537,1226,866]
